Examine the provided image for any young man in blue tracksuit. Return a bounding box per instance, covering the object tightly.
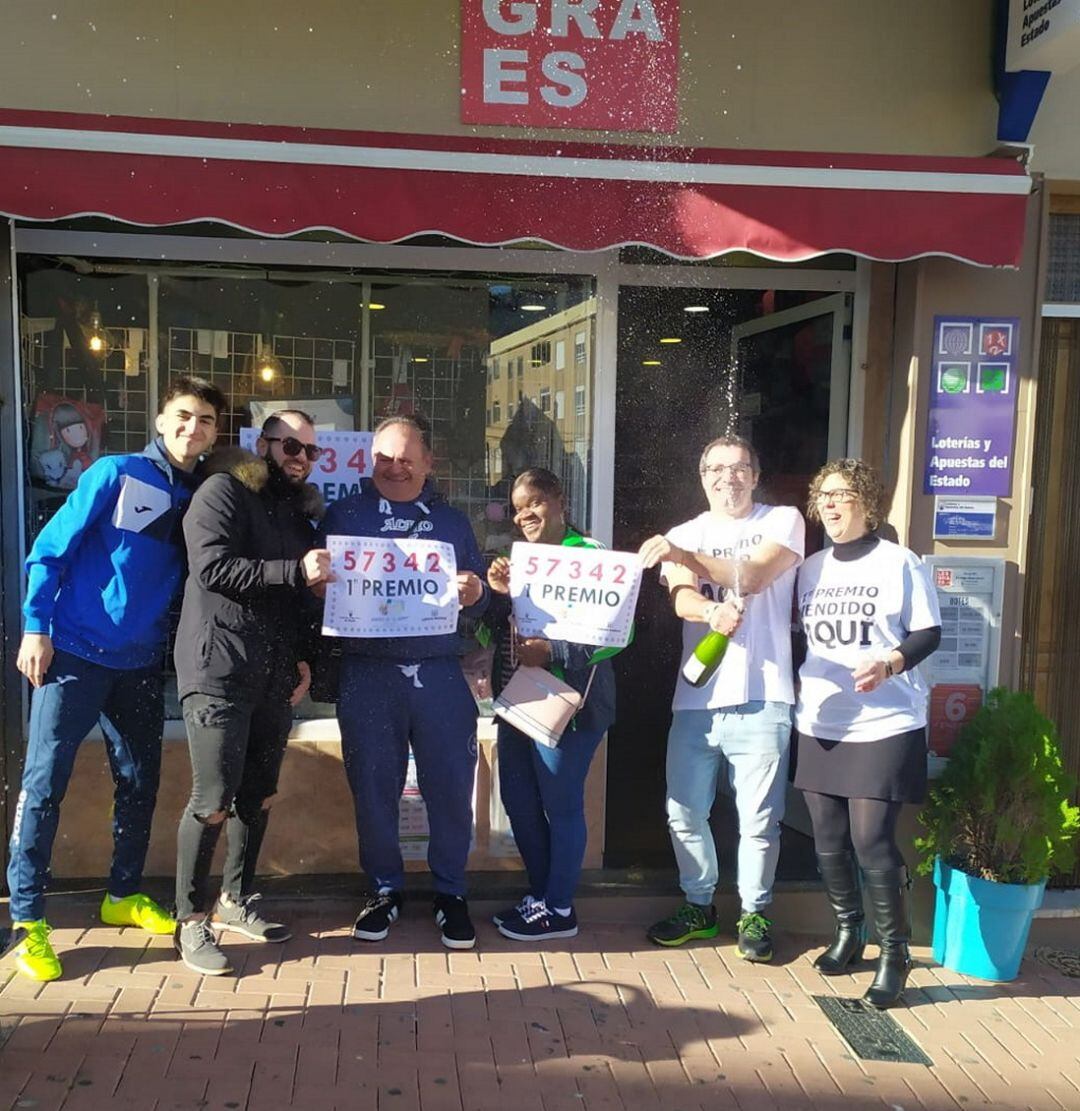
[6,377,225,982]
[318,415,488,950]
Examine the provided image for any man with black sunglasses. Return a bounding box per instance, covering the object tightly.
[261,432,323,464]
[171,410,331,975]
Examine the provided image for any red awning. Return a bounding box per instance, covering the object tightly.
[0,109,1031,267]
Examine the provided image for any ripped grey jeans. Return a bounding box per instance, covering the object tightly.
[174,693,292,919]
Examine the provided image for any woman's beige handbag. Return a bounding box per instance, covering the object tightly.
[493,665,585,748]
[491,622,596,747]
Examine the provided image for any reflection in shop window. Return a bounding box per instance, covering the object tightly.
[531,341,551,367]
[575,331,587,365]
[18,256,595,718]
[555,340,566,371]
[575,384,586,415]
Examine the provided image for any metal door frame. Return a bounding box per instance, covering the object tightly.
[730,291,853,460]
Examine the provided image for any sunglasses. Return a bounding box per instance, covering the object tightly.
[262,435,322,462]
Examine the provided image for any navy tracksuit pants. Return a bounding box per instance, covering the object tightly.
[337,656,477,896]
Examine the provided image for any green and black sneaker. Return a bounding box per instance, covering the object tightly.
[736,911,774,962]
[646,902,719,947]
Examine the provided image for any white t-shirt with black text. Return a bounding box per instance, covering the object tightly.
[795,539,941,743]
[662,503,805,712]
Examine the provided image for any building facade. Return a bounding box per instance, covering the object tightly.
[0,1,1073,885]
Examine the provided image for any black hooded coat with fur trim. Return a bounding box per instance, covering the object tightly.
[174,447,324,702]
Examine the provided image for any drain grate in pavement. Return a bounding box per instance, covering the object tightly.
[813,995,932,1065]
[1032,946,1080,977]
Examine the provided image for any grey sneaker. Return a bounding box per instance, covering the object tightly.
[213,893,291,943]
[175,918,233,976]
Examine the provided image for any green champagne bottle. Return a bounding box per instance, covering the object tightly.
[683,563,742,688]
[681,627,729,687]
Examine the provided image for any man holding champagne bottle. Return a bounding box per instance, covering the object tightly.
[638,436,804,960]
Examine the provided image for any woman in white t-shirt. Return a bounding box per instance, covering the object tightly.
[795,459,941,1009]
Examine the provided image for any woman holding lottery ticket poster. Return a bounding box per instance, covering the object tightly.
[484,468,626,942]
[795,459,941,1009]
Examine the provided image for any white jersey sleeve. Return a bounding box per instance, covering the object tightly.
[758,504,806,562]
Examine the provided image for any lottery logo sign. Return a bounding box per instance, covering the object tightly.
[925,315,1020,495]
[509,542,641,648]
[322,535,459,638]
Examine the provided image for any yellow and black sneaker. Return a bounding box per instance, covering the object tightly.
[736,911,774,962]
[10,920,62,982]
[646,902,719,947]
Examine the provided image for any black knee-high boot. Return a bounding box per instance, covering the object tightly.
[813,851,866,974]
[862,866,912,1009]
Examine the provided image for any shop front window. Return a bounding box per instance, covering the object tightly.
[17,257,596,718]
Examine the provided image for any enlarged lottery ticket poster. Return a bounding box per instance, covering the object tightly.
[322,535,459,638]
[509,542,641,648]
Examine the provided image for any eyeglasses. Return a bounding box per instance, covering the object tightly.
[700,463,754,480]
[262,435,322,462]
[812,487,858,504]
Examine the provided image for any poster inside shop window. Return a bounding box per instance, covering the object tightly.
[239,423,372,506]
[322,536,459,638]
[399,748,479,861]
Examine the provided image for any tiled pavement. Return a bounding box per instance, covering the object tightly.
[1,898,1078,1111]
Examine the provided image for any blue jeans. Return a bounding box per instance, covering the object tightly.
[337,656,478,896]
[7,649,164,922]
[497,720,605,909]
[665,701,791,914]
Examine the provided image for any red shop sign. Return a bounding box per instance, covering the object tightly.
[460,0,679,132]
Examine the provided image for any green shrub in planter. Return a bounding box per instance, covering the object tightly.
[915,687,1079,885]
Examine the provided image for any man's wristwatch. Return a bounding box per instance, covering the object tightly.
[884,657,897,677]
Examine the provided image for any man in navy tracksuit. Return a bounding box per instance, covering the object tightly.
[6,377,225,982]
[318,415,488,950]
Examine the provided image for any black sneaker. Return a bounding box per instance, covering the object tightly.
[213,893,291,943]
[736,911,774,962]
[497,900,578,942]
[353,890,402,942]
[433,894,476,950]
[492,893,538,928]
[646,902,719,947]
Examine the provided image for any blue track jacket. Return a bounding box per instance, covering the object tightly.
[318,477,489,660]
[23,438,198,669]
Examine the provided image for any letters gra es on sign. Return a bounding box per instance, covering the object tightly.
[460,1,680,132]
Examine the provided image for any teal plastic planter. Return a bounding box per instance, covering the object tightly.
[932,858,1046,981]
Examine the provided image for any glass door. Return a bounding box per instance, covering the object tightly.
[606,284,852,870]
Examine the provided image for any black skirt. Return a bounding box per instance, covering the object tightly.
[792,728,928,804]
